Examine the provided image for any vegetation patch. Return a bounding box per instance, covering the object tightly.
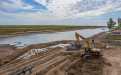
[105,33,121,38]
[111,27,121,31]
[0,25,104,34]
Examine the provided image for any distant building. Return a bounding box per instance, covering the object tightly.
[112,30,121,35]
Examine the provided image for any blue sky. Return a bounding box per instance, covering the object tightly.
[0,0,121,26]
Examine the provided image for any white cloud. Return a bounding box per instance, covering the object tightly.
[32,0,121,19]
[0,0,34,11]
[34,0,47,6]
[1,0,121,25]
[84,17,91,19]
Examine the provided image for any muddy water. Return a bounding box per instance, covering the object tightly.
[0,28,108,48]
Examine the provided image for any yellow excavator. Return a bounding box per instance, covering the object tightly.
[75,32,100,57]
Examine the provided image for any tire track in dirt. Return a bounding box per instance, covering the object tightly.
[21,56,66,75]
[45,59,71,75]
[0,48,67,75]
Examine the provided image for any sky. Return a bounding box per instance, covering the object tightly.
[0,0,121,26]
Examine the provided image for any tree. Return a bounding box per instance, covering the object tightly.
[118,17,121,27]
[107,18,116,29]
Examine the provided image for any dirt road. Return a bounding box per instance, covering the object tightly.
[102,49,121,75]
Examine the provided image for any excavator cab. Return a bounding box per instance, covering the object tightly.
[85,47,92,53]
[81,47,100,58]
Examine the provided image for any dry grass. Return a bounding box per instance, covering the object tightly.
[0,25,103,34]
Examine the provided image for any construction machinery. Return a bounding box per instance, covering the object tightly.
[91,39,95,44]
[75,32,100,57]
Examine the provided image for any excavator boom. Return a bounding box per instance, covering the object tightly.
[75,32,100,57]
[75,32,90,48]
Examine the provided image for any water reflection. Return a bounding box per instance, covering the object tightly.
[0,28,108,48]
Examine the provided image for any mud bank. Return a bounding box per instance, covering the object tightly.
[0,44,16,57]
[0,40,71,66]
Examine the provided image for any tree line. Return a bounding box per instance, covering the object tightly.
[107,17,121,29]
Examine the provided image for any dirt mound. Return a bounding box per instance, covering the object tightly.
[0,40,71,66]
[33,51,106,75]
[66,56,105,75]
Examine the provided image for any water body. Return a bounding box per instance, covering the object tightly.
[0,28,108,48]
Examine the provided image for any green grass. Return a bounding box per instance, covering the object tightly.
[106,33,121,38]
[0,25,103,34]
[111,27,121,30]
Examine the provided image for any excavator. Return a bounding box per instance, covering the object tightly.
[75,32,100,57]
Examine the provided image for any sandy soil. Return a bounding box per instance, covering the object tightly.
[0,44,16,57]
[0,40,71,66]
[102,49,121,75]
[0,32,121,75]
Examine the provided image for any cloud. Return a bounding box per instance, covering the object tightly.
[84,17,91,19]
[33,0,121,19]
[0,0,34,11]
[1,0,121,25]
[34,0,47,6]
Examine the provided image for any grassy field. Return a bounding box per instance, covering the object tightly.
[111,27,121,30]
[0,25,104,34]
[106,33,121,38]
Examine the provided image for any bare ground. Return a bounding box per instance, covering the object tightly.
[0,32,121,75]
[0,40,71,66]
[0,44,16,57]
